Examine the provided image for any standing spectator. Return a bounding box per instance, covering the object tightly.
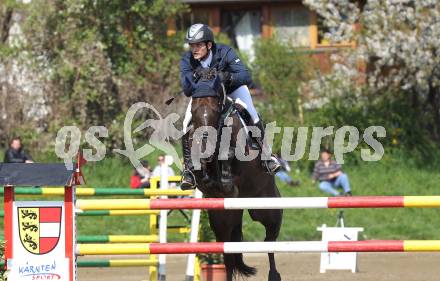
[276,154,300,187]
[312,149,352,196]
[152,155,175,178]
[4,137,34,163]
[152,155,176,187]
[130,160,152,189]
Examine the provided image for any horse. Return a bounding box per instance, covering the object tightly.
[187,71,283,281]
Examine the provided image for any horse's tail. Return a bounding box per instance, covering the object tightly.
[229,223,257,278]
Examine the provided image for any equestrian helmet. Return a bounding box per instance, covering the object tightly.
[185,23,214,44]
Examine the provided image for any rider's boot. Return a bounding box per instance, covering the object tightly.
[254,120,282,175]
[220,146,235,194]
[181,132,196,190]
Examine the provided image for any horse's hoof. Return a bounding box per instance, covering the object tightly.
[268,270,281,281]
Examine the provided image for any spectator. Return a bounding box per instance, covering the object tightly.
[152,155,176,187]
[4,137,34,163]
[312,149,352,196]
[276,154,300,187]
[130,160,152,189]
[152,155,175,178]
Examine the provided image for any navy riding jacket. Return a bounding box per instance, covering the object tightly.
[180,43,252,97]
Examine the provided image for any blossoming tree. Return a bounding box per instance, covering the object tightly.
[303,0,440,138]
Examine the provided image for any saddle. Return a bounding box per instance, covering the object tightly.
[219,97,260,151]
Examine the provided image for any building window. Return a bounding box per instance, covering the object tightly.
[317,15,330,45]
[271,5,310,47]
[176,8,210,31]
[221,9,261,60]
[315,13,355,47]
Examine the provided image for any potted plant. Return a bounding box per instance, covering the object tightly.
[198,211,226,281]
[0,240,7,281]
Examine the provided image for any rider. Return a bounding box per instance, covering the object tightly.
[180,23,281,190]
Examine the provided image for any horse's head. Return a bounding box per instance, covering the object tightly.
[189,70,225,184]
[192,96,221,129]
[192,96,220,164]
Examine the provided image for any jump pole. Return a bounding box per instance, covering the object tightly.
[0,259,158,268]
[76,240,440,255]
[0,186,191,197]
[76,259,158,267]
[76,196,440,210]
[77,235,159,243]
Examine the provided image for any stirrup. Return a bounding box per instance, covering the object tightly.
[180,169,196,190]
[263,156,282,175]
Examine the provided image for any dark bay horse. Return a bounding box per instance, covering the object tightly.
[188,83,283,281]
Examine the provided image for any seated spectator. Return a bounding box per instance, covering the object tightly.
[276,154,300,187]
[312,149,352,196]
[4,137,34,163]
[130,160,152,189]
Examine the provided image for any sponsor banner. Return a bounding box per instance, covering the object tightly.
[11,201,70,281]
[7,257,70,281]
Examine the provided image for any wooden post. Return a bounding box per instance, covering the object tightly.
[65,185,76,281]
[167,18,176,36]
[310,11,318,49]
[210,8,220,33]
[262,5,271,38]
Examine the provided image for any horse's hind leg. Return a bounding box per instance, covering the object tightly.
[249,209,283,281]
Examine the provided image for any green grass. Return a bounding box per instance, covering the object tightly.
[242,160,440,241]
[1,157,440,242]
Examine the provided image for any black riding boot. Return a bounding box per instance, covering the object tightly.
[254,120,282,175]
[181,132,196,190]
[220,146,235,194]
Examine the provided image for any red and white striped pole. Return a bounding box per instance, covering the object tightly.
[77,240,440,255]
[77,196,440,210]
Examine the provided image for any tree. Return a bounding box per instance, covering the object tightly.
[252,38,312,152]
[3,0,188,149]
[0,0,14,44]
[0,0,50,148]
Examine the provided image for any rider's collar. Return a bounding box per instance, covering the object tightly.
[199,50,213,68]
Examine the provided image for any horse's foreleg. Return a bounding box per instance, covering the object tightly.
[266,246,281,280]
[267,253,281,281]
[208,210,241,281]
[265,229,282,281]
[249,209,282,281]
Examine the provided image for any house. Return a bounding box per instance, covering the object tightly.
[168,0,355,72]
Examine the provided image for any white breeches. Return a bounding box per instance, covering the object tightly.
[182,85,260,133]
